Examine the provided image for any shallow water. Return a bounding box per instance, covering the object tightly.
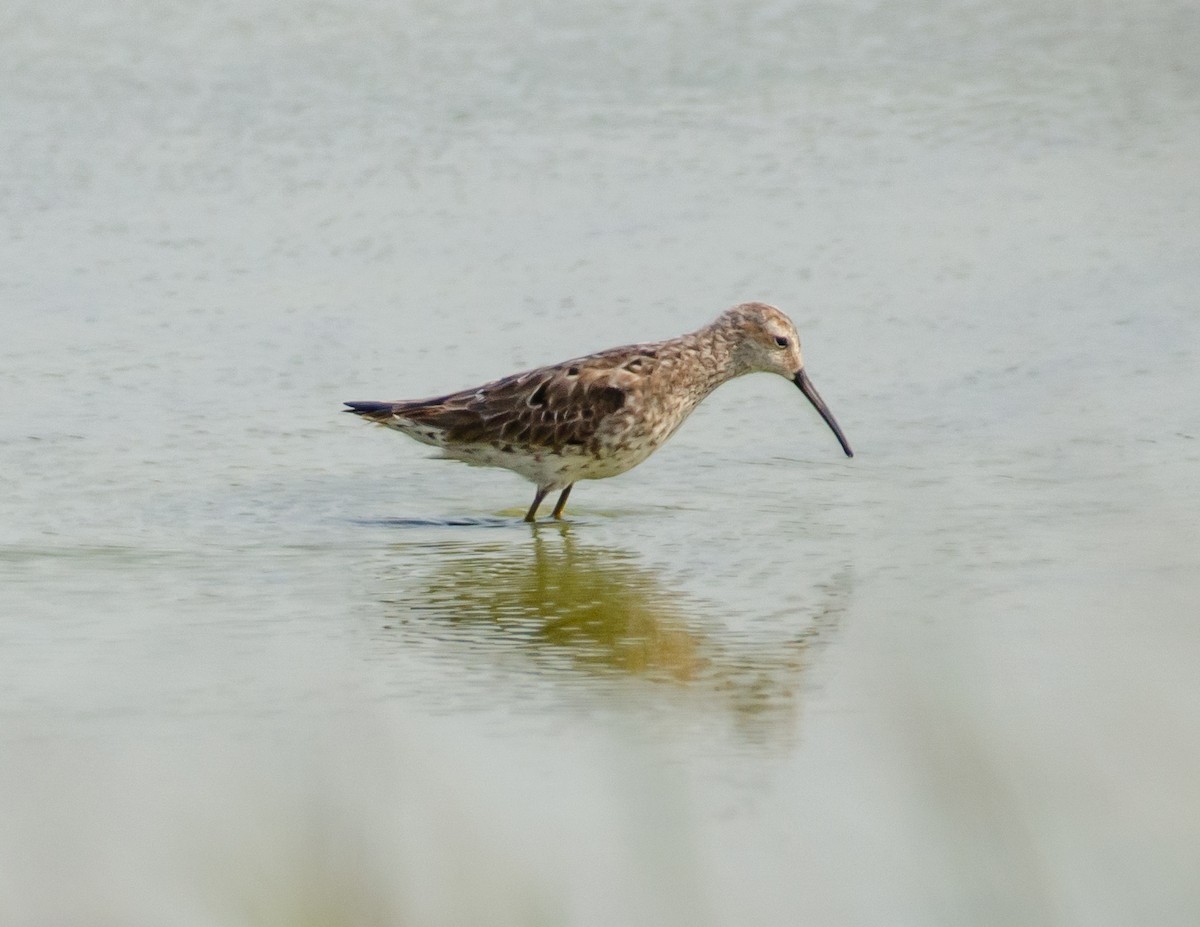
[3,0,1200,924]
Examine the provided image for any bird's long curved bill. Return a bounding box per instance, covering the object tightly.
[794,369,854,457]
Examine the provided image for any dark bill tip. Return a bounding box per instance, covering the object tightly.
[793,369,853,458]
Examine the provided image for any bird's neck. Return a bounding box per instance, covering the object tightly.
[665,322,747,399]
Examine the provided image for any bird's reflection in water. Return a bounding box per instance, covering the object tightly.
[370,524,849,742]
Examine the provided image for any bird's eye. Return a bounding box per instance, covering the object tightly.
[774,336,790,348]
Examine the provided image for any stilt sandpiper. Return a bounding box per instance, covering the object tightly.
[345,301,853,521]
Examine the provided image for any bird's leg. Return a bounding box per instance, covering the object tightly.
[551,484,574,519]
[524,487,550,522]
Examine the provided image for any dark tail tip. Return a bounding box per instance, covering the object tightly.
[343,401,396,419]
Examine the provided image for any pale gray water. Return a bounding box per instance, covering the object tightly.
[3,1,1200,924]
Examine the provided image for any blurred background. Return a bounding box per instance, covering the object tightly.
[2,0,1198,924]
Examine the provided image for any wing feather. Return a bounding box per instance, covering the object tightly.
[390,345,659,450]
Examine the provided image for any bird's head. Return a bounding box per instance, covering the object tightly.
[716,301,854,458]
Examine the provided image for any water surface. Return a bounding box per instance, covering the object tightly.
[3,0,1199,924]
